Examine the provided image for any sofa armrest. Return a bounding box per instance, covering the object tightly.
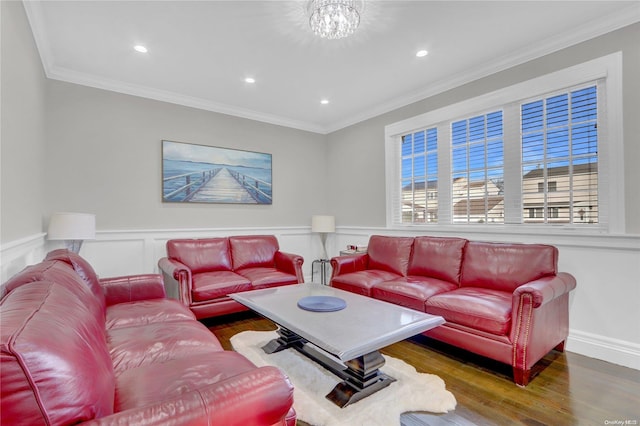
[510,272,577,384]
[513,272,577,308]
[158,257,193,304]
[100,274,166,306]
[274,251,304,283]
[330,253,369,278]
[83,366,294,426]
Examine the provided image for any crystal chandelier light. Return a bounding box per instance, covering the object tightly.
[308,0,363,40]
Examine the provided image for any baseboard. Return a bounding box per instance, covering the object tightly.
[568,329,640,370]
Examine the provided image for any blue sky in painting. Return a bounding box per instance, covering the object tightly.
[163,140,271,170]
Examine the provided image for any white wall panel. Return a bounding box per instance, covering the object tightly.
[1,228,638,370]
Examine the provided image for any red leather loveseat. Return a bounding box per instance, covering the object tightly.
[1,249,295,425]
[158,235,304,319]
[330,235,577,386]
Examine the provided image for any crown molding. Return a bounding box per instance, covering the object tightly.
[324,3,640,134]
[45,65,328,134]
[23,1,640,136]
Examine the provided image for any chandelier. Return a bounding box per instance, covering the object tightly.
[308,0,363,40]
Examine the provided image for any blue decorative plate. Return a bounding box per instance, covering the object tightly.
[297,296,347,312]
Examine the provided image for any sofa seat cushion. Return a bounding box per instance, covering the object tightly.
[106,299,196,329]
[372,277,458,311]
[108,321,223,374]
[426,287,512,336]
[237,267,299,289]
[192,271,251,302]
[114,352,257,411]
[331,270,401,296]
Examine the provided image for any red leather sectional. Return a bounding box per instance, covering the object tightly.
[1,249,295,425]
[158,235,304,319]
[330,235,577,386]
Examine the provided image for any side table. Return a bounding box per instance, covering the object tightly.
[311,259,331,285]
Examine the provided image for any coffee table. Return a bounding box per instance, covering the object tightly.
[229,283,444,407]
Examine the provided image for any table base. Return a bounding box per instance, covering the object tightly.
[262,327,396,408]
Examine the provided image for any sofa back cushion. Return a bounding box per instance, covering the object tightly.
[460,241,558,292]
[408,236,468,284]
[230,235,278,270]
[367,235,414,276]
[45,249,106,313]
[0,281,115,424]
[167,238,232,274]
[2,259,106,320]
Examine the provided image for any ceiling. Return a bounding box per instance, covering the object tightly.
[23,1,640,134]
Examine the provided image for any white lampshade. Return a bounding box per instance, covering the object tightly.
[311,215,335,233]
[48,212,96,241]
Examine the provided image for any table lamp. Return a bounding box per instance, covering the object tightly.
[47,212,96,253]
[311,215,335,260]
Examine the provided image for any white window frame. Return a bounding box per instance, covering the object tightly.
[385,52,624,234]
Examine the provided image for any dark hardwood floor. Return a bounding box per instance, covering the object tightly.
[203,312,640,426]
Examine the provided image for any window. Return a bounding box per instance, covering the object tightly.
[385,53,623,232]
[522,85,598,224]
[401,128,438,224]
[451,111,504,224]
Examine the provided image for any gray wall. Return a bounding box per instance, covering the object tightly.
[1,2,48,243]
[327,23,640,234]
[2,2,638,241]
[43,81,327,230]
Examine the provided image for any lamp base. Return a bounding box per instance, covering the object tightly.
[64,240,84,254]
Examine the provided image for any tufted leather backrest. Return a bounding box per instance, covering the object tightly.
[460,241,558,292]
[0,280,115,424]
[167,238,232,274]
[367,235,414,276]
[229,235,278,270]
[408,236,468,284]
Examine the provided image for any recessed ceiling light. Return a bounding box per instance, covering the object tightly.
[134,45,148,53]
[244,77,256,84]
[416,50,428,58]
[320,99,329,105]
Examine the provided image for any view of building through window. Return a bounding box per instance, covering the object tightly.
[521,85,598,224]
[401,128,438,223]
[399,85,598,225]
[451,111,504,224]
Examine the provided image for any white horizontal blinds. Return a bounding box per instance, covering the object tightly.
[521,84,598,225]
[400,128,438,224]
[451,111,504,224]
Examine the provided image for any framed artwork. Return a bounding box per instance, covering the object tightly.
[162,140,272,204]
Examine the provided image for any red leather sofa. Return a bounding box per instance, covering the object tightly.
[1,249,295,425]
[158,235,304,319]
[330,235,577,386]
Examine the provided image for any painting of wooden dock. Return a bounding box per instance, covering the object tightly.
[162,140,272,204]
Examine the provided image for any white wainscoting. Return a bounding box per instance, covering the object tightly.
[2,226,638,371]
[330,227,640,371]
[0,233,48,284]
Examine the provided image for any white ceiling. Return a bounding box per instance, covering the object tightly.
[23,1,640,134]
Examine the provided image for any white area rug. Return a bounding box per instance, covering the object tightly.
[231,330,457,426]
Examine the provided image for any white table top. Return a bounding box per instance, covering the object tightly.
[229,283,445,361]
